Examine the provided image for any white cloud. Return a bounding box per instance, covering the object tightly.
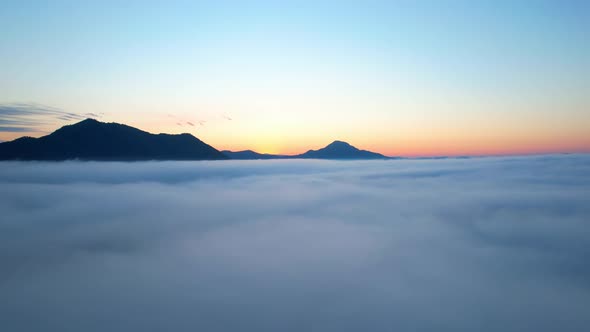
[0,156,589,331]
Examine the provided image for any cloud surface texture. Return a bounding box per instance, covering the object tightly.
[1,156,589,331]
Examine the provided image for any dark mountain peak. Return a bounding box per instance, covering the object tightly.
[323,140,359,152]
[56,118,116,131]
[0,119,226,161]
[64,118,101,129]
[178,133,197,138]
[327,140,351,147]
[80,118,100,124]
[299,140,385,159]
[49,118,143,139]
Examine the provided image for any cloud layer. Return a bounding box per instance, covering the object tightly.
[1,156,589,331]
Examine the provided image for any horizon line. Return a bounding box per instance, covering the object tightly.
[1,117,589,159]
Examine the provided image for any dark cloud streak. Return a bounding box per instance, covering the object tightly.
[0,103,100,135]
[0,126,35,132]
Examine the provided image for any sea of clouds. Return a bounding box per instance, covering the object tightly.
[1,155,589,331]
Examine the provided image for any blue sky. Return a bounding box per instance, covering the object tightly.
[1,0,588,155]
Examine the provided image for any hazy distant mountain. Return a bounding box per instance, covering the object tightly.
[0,119,227,161]
[223,141,391,160]
[222,150,290,160]
[296,140,388,159]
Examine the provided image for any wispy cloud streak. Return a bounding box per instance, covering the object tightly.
[0,103,100,135]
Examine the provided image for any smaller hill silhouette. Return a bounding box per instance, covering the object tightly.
[0,119,227,161]
[297,140,387,159]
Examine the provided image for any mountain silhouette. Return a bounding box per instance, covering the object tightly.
[0,119,227,161]
[223,141,391,160]
[297,140,387,159]
[0,119,393,161]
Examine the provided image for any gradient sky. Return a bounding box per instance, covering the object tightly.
[1,0,588,156]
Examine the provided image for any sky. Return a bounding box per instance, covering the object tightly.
[1,156,590,331]
[0,0,588,156]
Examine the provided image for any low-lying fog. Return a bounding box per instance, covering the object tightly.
[1,155,589,331]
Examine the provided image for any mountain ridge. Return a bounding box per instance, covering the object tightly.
[221,150,291,160]
[0,118,227,161]
[223,140,392,160]
[0,119,394,161]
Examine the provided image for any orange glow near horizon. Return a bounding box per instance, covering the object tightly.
[1,115,589,158]
[2,1,589,159]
